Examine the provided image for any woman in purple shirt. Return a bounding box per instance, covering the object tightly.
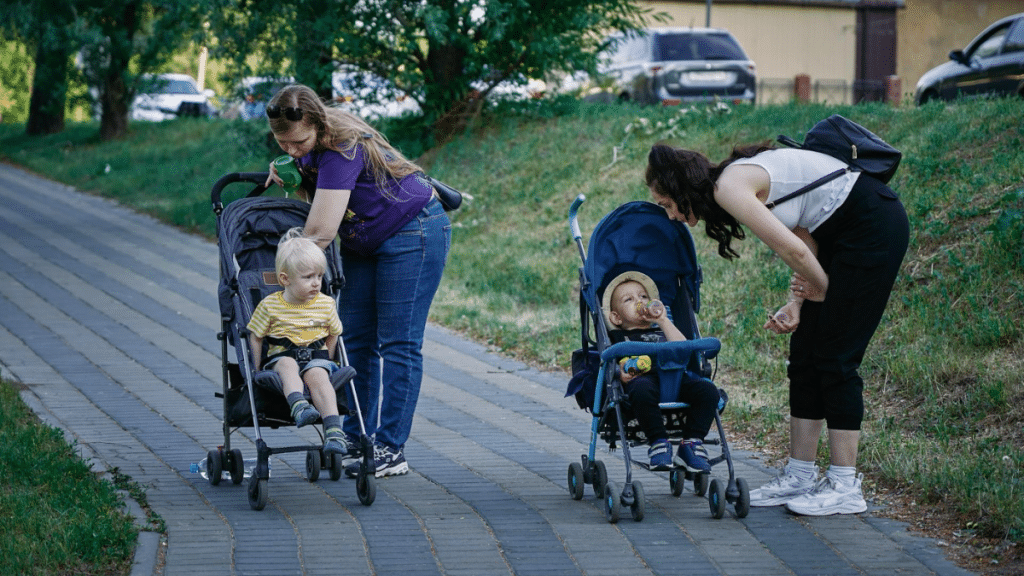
[265,84,451,478]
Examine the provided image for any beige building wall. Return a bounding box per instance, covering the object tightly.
[898,0,1022,94]
[646,2,858,84]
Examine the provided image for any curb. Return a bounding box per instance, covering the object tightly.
[4,364,161,576]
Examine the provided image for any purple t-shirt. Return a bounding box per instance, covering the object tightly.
[297,144,432,255]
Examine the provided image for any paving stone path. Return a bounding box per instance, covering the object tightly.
[0,164,975,576]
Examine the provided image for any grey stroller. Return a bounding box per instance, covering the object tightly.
[209,172,376,510]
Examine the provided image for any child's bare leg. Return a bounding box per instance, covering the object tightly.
[304,367,347,454]
[275,357,320,427]
[303,367,339,418]
[273,357,306,396]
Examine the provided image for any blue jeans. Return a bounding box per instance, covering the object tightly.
[340,198,450,450]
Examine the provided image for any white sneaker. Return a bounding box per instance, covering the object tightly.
[785,472,867,516]
[749,465,818,506]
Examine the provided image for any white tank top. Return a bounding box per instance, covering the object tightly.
[731,148,860,232]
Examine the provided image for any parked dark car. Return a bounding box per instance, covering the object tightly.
[595,27,756,105]
[915,12,1024,105]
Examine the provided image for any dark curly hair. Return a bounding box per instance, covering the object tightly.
[645,143,772,260]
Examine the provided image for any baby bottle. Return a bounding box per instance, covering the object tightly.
[636,299,665,317]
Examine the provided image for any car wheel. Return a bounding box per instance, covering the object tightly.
[918,89,939,106]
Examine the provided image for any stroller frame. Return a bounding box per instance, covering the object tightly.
[565,195,749,521]
[209,172,376,510]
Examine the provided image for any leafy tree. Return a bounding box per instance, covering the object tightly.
[210,0,662,142]
[1,0,75,133]
[76,0,210,140]
[0,40,33,124]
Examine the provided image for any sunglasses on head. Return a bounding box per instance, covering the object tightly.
[266,105,303,121]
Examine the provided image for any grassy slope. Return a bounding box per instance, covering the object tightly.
[1,98,1022,559]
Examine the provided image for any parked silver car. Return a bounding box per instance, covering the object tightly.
[132,73,218,121]
[596,27,756,105]
[915,12,1024,105]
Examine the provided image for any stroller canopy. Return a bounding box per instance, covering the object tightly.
[582,201,702,323]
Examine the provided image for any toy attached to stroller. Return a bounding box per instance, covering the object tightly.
[564,195,749,521]
[208,172,376,510]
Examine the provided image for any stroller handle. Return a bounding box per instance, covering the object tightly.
[569,194,586,241]
[568,194,587,262]
[211,172,273,215]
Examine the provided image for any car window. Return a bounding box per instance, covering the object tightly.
[1004,18,1024,54]
[607,34,647,66]
[654,33,746,61]
[970,23,1010,59]
[164,80,199,95]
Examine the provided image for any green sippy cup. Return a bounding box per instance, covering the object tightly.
[273,155,301,195]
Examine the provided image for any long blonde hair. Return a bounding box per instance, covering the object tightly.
[267,84,422,194]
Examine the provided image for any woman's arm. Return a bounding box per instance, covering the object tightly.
[714,164,828,300]
[303,188,352,249]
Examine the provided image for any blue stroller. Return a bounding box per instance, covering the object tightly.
[564,196,749,521]
[208,172,376,510]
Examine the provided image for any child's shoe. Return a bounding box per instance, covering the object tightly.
[323,430,352,455]
[647,439,673,471]
[675,439,711,472]
[290,400,320,428]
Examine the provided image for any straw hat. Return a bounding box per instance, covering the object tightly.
[601,271,660,327]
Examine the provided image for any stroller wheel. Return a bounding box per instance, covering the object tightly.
[229,449,245,485]
[694,471,710,497]
[305,451,321,482]
[357,470,376,506]
[591,460,608,498]
[734,477,750,519]
[567,463,585,500]
[329,452,344,481]
[630,481,646,522]
[248,476,268,511]
[206,449,223,486]
[708,478,726,519]
[603,480,620,523]
[669,469,684,497]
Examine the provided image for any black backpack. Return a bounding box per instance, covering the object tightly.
[767,114,902,209]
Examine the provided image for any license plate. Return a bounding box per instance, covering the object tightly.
[684,71,734,84]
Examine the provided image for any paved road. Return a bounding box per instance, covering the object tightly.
[0,163,975,576]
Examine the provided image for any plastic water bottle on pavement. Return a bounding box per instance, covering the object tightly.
[189,457,266,480]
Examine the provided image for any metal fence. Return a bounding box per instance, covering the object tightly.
[756,78,888,106]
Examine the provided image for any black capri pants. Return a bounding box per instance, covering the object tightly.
[787,174,909,431]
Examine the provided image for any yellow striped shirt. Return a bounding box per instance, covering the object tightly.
[247,292,343,357]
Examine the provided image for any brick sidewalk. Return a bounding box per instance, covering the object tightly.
[0,164,975,576]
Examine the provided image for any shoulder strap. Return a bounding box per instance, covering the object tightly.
[764,168,849,210]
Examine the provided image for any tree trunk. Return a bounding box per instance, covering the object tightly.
[425,42,470,143]
[25,22,71,135]
[99,71,130,141]
[98,3,137,141]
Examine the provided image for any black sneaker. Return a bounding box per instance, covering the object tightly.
[345,444,409,478]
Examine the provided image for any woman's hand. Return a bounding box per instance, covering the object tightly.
[789,272,826,302]
[265,162,283,188]
[764,300,801,334]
